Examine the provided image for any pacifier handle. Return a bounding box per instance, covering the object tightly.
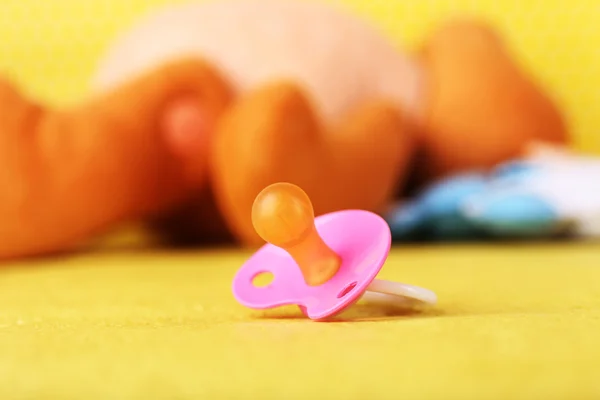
[231,246,304,309]
[252,182,342,286]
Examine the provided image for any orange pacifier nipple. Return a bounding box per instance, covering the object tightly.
[251,182,341,286]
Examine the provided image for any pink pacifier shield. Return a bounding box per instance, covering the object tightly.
[232,210,392,320]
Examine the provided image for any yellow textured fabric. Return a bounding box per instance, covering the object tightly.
[0,0,599,151]
[1,244,600,398]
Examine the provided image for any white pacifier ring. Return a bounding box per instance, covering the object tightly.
[361,279,437,307]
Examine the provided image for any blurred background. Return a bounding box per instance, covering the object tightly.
[1,0,599,152]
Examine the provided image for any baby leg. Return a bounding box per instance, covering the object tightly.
[0,59,232,259]
[210,81,416,246]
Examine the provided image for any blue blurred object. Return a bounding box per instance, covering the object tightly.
[490,160,539,180]
[461,192,559,237]
[384,157,579,242]
[386,173,487,240]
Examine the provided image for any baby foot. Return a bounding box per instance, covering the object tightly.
[210,81,415,245]
[0,59,232,259]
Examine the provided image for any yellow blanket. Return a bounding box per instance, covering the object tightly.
[2,243,599,398]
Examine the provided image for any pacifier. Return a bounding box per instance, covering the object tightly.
[232,182,437,321]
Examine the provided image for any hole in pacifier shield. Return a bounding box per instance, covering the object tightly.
[252,271,274,287]
[337,281,358,298]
